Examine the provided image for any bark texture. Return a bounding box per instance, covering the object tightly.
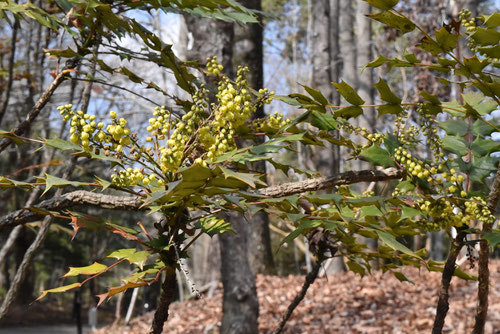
[473,165,500,333]
[234,0,275,275]
[219,212,259,334]
[0,168,402,230]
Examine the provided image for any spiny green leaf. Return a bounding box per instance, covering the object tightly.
[64,262,108,277]
[401,206,422,220]
[363,0,399,10]
[196,217,234,237]
[307,111,338,131]
[483,230,500,249]
[360,145,396,168]
[41,174,86,196]
[470,27,500,46]
[301,84,329,106]
[334,106,364,119]
[376,230,421,259]
[218,166,266,188]
[368,11,415,34]
[332,81,365,105]
[438,119,468,136]
[435,26,459,51]
[392,271,414,284]
[373,78,401,104]
[471,137,500,157]
[44,137,81,151]
[442,136,468,156]
[36,283,81,301]
[481,12,500,28]
[346,261,365,276]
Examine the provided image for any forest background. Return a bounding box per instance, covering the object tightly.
[0,0,500,333]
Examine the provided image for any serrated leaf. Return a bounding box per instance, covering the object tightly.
[464,56,490,74]
[470,27,500,46]
[346,261,365,276]
[377,104,404,116]
[373,78,401,104]
[392,271,414,284]
[368,11,415,34]
[483,230,500,249]
[332,81,365,105]
[376,230,420,259]
[44,137,81,151]
[360,145,396,167]
[435,26,459,51]
[471,137,500,157]
[36,283,81,301]
[107,248,136,260]
[307,111,338,131]
[363,0,398,10]
[334,106,364,119]
[477,44,500,58]
[64,262,108,277]
[442,136,468,156]
[360,205,383,217]
[396,180,415,193]
[417,36,442,56]
[401,206,422,220]
[195,217,234,237]
[219,166,266,188]
[301,84,329,106]
[438,119,468,136]
[472,118,500,136]
[42,174,86,196]
[481,12,500,28]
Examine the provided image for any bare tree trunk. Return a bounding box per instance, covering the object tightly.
[312,0,344,274]
[234,0,275,275]
[184,15,259,333]
[219,212,259,334]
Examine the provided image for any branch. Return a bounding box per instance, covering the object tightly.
[0,190,143,232]
[272,261,321,334]
[259,168,401,198]
[473,165,500,333]
[0,59,78,154]
[0,168,402,231]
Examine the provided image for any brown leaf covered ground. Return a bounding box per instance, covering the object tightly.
[96,261,500,334]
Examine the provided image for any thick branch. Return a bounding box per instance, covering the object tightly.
[473,165,500,333]
[432,232,465,333]
[0,190,143,231]
[259,168,401,198]
[272,261,322,334]
[0,168,402,231]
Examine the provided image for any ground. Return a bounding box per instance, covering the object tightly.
[94,260,500,334]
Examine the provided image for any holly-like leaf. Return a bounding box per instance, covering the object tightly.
[360,145,396,167]
[301,84,329,106]
[64,262,108,277]
[392,271,415,284]
[334,106,364,119]
[219,166,266,189]
[36,283,81,301]
[480,12,500,29]
[332,81,365,105]
[435,26,459,51]
[438,119,468,136]
[471,137,500,157]
[307,111,338,131]
[368,11,415,34]
[442,136,468,156]
[346,260,366,276]
[44,137,80,151]
[376,230,421,259]
[483,230,500,249]
[41,174,86,196]
[470,27,500,46]
[195,217,234,237]
[363,0,398,10]
[373,78,401,104]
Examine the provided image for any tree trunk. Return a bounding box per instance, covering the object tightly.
[219,212,259,334]
[184,15,259,333]
[312,0,344,274]
[233,0,275,275]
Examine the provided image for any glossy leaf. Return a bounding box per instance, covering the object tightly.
[332,81,365,105]
[360,145,396,167]
[64,262,108,277]
[368,11,415,34]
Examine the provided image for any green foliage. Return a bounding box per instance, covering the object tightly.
[3,0,500,309]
